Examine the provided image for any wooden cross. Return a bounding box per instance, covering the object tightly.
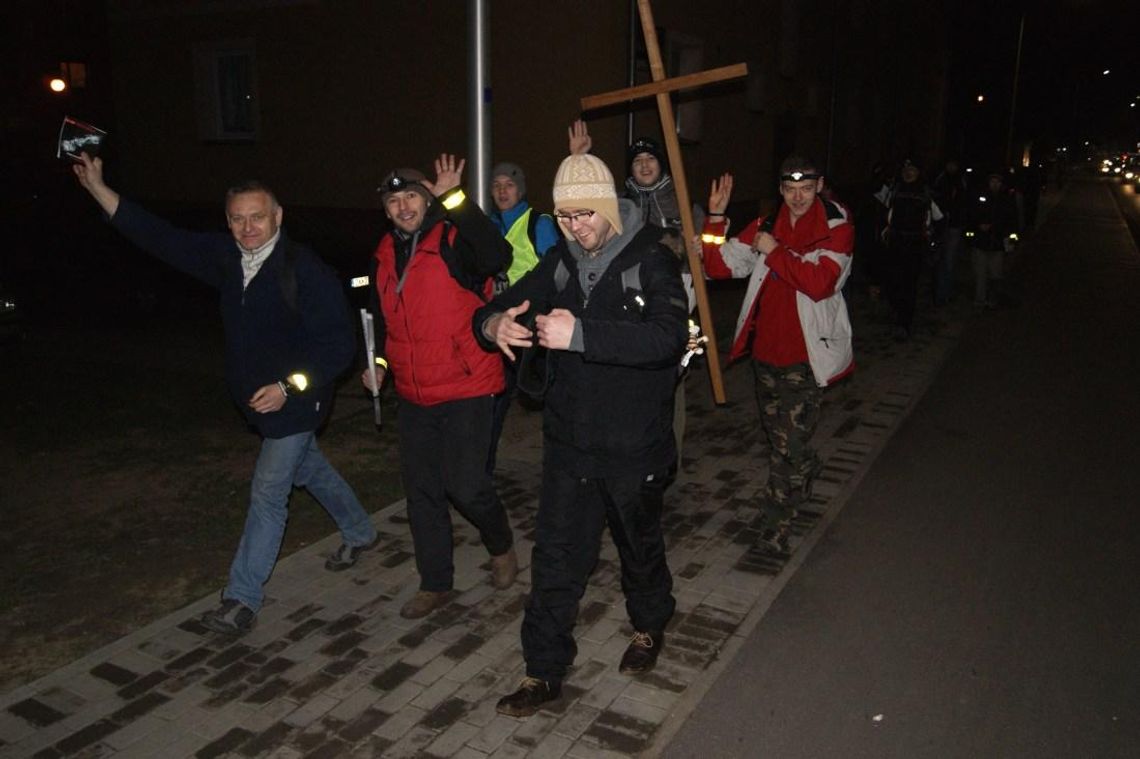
[580,0,748,405]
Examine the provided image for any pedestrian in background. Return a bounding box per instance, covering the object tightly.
[932,158,968,306]
[967,170,1019,309]
[882,158,943,339]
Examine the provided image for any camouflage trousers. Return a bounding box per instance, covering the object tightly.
[751,360,823,524]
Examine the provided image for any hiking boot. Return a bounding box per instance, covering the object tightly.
[200,599,256,636]
[324,534,380,572]
[399,590,450,620]
[619,631,664,675]
[489,547,518,589]
[496,677,561,717]
[757,520,792,556]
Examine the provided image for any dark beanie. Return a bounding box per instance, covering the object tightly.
[627,137,666,175]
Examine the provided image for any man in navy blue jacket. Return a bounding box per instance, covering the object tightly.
[73,154,376,635]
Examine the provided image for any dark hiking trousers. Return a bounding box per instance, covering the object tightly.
[522,464,676,684]
[397,394,514,592]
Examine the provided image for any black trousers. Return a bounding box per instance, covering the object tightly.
[522,463,676,684]
[397,395,513,592]
[886,235,926,330]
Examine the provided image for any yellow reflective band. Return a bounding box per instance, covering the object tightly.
[441,189,465,210]
[350,276,370,288]
[965,231,975,238]
[701,233,726,245]
[374,356,389,369]
[287,373,309,392]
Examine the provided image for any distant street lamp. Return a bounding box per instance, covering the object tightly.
[976,94,985,103]
[48,77,67,93]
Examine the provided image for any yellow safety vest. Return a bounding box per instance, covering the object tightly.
[504,208,541,285]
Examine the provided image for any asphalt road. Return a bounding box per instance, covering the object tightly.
[663,178,1140,759]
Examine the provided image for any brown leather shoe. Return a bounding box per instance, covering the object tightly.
[399,590,449,620]
[489,547,518,589]
[619,631,664,675]
[496,677,561,717]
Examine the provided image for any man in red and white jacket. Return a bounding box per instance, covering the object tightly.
[700,155,854,555]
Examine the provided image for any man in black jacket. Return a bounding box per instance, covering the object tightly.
[73,155,375,636]
[968,170,1020,308]
[475,153,688,717]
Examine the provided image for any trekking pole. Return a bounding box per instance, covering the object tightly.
[360,309,382,429]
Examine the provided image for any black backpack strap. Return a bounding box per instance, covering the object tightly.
[438,220,492,303]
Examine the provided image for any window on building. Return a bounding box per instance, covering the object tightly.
[194,42,258,142]
[60,61,87,88]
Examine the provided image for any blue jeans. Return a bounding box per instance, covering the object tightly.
[224,431,375,612]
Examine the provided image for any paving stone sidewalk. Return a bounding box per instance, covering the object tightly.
[0,289,970,759]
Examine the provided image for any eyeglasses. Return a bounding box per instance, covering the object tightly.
[554,210,596,225]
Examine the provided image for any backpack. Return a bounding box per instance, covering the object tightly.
[887,185,932,237]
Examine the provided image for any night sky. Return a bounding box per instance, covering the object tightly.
[947,0,1139,160]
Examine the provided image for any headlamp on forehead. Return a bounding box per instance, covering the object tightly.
[382,174,414,192]
[781,171,821,182]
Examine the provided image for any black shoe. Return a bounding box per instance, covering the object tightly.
[757,520,792,555]
[496,677,561,717]
[200,599,256,635]
[619,631,664,675]
[324,533,379,571]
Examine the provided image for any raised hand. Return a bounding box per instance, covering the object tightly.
[71,152,120,216]
[708,172,734,215]
[568,119,592,155]
[423,153,466,197]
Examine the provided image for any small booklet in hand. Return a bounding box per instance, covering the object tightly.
[57,116,107,162]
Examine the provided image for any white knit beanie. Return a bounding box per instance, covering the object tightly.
[551,154,622,237]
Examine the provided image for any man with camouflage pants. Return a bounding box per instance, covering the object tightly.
[699,155,855,554]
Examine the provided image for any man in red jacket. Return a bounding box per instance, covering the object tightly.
[700,155,855,555]
[362,154,517,619]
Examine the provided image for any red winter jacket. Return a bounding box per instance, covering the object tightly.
[374,221,504,406]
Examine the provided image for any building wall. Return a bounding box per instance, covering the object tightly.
[105,0,948,217]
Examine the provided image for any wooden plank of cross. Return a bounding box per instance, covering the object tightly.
[579,0,747,404]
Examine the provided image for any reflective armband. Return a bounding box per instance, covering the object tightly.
[441,189,466,210]
[285,372,309,393]
[374,356,389,369]
[701,233,726,245]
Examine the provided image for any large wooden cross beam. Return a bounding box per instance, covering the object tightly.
[580,0,746,404]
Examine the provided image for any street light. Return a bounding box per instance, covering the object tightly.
[48,77,67,93]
